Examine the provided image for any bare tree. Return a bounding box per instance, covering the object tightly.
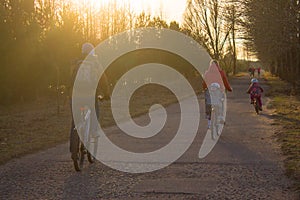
[135,12,151,28]
[223,0,243,74]
[183,0,232,60]
[169,21,180,31]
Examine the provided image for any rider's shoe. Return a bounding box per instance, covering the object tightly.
[82,149,87,154]
[259,107,263,111]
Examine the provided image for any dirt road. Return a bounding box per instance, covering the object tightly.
[0,76,298,199]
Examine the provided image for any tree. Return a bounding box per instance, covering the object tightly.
[0,0,41,102]
[169,21,181,32]
[148,16,168,28]
[0,0,186,104]
[182,0,232,60]
[224,0,243,75]
[135,12,151,28]
[242,0,300,87]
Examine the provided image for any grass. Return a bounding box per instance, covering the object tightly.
[0,99,70,165]
[264,72,300,192]
[234,72,249,77]
[0,79,201,165]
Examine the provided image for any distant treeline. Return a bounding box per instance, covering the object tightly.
[0,1,182,105]
[2,0,297,105]
[243,0,300,88]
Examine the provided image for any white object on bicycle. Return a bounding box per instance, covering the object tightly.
[210,82,220,89]
[84,109,91,121]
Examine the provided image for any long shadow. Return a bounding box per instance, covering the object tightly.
[62,163,103,199]
[261,112,300,125]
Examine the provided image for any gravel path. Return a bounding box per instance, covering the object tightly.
[0,76,298,200]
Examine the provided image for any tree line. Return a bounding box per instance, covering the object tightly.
[0,0,180,105]
[241,0,300,88]
[2,0,297,105]
[183,0,300,87]
[182,0,246,74]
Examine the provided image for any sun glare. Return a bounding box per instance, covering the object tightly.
[68,0,186,23]
[69,0,111,9]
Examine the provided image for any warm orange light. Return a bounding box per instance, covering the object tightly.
[69,0,109,9]
[68,0,186,23]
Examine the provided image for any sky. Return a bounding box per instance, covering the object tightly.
[70,0,250,60]
[128,0,187,23]
[70,0,187,23]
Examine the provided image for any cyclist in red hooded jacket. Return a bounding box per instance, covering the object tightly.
[202,60,232,128]
[247,78,264,111]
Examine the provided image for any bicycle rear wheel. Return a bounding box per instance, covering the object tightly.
[74,142,85,171]
[71,130,85,171]
[87,152,95,163]
[254,100,259,115]
[211,108,218,140]
[87,135,99,163]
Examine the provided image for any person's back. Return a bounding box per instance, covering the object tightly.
[247,79,264,110]
[249,83,262,96]
[70,43,99,94]
[203,60,231,128]
[204,63,224,91]
[203,60,232,92]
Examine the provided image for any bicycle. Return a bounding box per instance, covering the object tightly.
[210,104,224,140]
[70,105,98,171]
[253,97,260,115]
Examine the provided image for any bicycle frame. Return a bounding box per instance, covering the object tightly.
[253,98,260,115]
[71,105,98,171]
[211,104,220,140]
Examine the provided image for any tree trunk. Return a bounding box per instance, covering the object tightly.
[56,64,60,115]
[232,23,237,74]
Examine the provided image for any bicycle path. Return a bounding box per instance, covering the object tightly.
[0,76,298,199]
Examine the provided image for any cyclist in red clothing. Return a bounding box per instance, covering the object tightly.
[247,78,264,111]
[248,67,255,78]
[202,60,233,92]
[257,67,261,77]
[202,60,233,128]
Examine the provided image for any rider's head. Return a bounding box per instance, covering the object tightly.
[251,78,258,83]
[82,42,95,56]
[210,59,219,66]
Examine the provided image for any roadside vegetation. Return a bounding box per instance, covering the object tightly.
[0,1,299,193]
[0,81,200,165]
[264,72,300,192]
